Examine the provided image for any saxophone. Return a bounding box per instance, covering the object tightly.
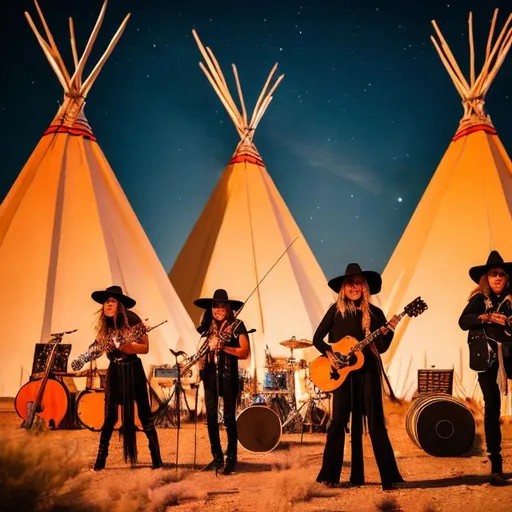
[71,320,167,371]
[179,319,243,376]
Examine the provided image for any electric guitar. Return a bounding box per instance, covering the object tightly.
[309,297,428,392]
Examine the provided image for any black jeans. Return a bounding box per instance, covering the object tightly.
[203,363,238,461]
[478,360,504,456]
[317,376,401,486]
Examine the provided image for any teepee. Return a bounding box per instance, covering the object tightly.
[0,1,197,398]
[379,9,512,401]
[170,30,335,388]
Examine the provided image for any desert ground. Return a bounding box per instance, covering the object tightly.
[1,396,511,512]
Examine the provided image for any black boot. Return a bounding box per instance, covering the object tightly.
[201,452,224,473]
[489,453,508,486]
[94,428,113,471]
[220,453,236,475]
[145,428,163,469]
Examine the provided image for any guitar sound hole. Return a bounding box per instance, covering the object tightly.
[334,353,347,367]
[333,352,358,369]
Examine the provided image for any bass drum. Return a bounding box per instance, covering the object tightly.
[236,405,281,453]
[76,390,142,431]
[405,392,475,456]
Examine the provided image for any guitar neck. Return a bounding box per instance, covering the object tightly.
[25,342,60,428]
[355,309,406,352]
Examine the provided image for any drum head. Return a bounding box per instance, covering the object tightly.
[76,390,105,431]
[236,405,281,453]
[407,394,475,457]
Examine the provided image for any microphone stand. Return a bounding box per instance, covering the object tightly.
[191,381,200,469]
[169,348,186,478]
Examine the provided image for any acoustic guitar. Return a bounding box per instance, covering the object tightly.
[309,297,428,392]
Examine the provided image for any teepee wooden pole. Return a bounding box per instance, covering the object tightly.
[472,16,512,97]
[32,0,71,84]
[70,0,109,89]
[479,29,512,95]
[251,97,272,132]
[251,63,279,125]
[498,25,512,58]
[24,12,69,91]
[485,9,499,62]
[192,31,229,94]
[250,71,284,130]
[203,47,244,128]
[193,30,283,147]
[81,13,131,97]
[232,65,248,126]
[69,18,79,72]
[198,62,244,138]
[250,74,285,131]
[469,13,476,86]
[431,20,471,92]
[205,46,229,90]
[192,31,244,128]
[430,36,468,99]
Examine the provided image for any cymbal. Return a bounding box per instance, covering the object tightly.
[279,338,313,349]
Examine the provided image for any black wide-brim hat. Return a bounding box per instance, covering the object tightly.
[91,285,136,309]
[193,288,244,311]
[469,250,512,284]
[328,263,382,295]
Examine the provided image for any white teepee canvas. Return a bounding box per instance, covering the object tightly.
[379,9,512,402]
[170,30,335,390]
[0,1,198,398]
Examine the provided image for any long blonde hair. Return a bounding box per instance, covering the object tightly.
[336,279,371,336]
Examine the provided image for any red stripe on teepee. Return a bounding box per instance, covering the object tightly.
[453,124,497,141]
[229,154,264,166]
[43,124,97,141]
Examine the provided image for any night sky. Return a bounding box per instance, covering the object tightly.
[1,0,511,281]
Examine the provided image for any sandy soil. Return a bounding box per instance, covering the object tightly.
[1,397,511,512]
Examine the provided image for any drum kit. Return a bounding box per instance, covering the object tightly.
[236,336,330,454]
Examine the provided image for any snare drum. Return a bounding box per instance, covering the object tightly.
[236,405,282,453]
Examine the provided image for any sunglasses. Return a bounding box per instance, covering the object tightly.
[345,279,364,287]
[488,271,507,278]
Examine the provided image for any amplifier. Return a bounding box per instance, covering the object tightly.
[153,366,179,379]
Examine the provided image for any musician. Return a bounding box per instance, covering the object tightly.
[72,285,163,470]
[194,289,250,475]
[313,263,403,490]
[459,251,512,486]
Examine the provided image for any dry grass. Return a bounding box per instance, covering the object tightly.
[0,429,209,512]
[376,497,402,511]
[0,429,91,512]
